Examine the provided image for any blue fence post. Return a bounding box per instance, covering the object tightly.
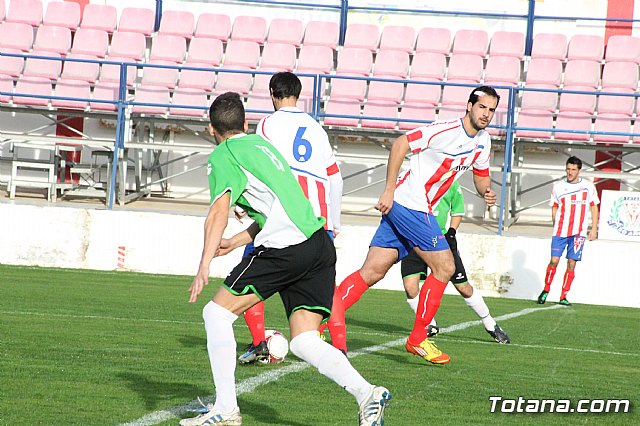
[524,0,536,56]
[339,0,348,46]
[108,63,128,209]
[154,0,163,32]
[497,86,517,235]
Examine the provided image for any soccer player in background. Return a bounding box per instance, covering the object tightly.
[237,72,348,363]
[331,86,499,365]
[181,92,390,426]
[537,156,599,306]
[401,181,510,344]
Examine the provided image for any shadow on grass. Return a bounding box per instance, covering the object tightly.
[117,372,210,410]
[236,397,308,426]
[178,335,207,349]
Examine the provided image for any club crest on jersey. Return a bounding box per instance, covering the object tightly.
[573,236,585,252]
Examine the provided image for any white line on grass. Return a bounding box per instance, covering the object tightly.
[118,304,562,426]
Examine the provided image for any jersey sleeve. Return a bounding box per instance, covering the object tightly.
[450,182,465,216]
[405,127,429,153]
[549,183,559,207]
[255,115,272,142]
[472,133,491,177]
[207,148,247,205]
[588,181,600,205]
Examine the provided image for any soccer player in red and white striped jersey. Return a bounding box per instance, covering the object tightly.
[538,156,599,306]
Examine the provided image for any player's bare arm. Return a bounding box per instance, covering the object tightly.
[217,221,261,257]
[589,204,599,241]
[376,135,409,214]
[189,192,231,303]
[449,215,462,230]
[551,205,558,225]
[472,174,496,207]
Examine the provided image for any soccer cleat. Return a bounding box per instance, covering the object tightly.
[487,324,510,344]
[427,324,440,338]
[559,298,572,306]
[537,290,549,304]
[179,405,242,426]
[405,337,450,364]
[358,385,392,426]
[238,341,269,364]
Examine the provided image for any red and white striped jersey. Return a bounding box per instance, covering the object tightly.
[394,119,492,213]
[257,106,340,230]
[550,178,599,237]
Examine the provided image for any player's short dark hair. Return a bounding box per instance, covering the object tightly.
[269,72,302,99]
[468,85,500,107]
[209,92,245,135]
[566,156,583,169]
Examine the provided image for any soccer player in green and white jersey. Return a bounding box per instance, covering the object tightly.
[400,181,510,344]
[181,92,390,426]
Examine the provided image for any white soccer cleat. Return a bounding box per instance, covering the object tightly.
[179,405,242,426]
[358,385,392,426]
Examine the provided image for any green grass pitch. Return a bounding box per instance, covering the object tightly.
[0,264,638,425]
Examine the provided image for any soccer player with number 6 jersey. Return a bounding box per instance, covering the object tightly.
[538,156,599,306]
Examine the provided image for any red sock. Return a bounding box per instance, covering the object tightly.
[243,302,265,346]
[560,271,575,299]
[319,270,369,335]
[408,274,447,344]
[327,287,347,352]
[544,265,556,292]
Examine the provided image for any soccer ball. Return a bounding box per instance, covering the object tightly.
[262,329,289,364]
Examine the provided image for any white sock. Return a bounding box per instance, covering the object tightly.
[463,289,496,331]
[406,297,418,313]
[290,330,373,405]
[203,301,239,413]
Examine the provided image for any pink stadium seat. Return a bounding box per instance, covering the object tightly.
[484,56,521,85]
[438,105,467,121]
[303,21,339,50]
[118,7,155,36]
[410,52,446,80]
[195,13,231,41]
[489,31,525,59]
[0,22,34,51]
[52,78,90,109]
[14,76,50,106]
[71,29,109,58]
[178,63,216,92]
[379,25,415,53]
[441,83,476,107]
[133,85,170,115]
[516,110,554,139]
[605,35,640,63]
[531,33,567,60]
[0,76,13,103]
[555,111,592,141]
[98,57,137,86]
[521,85,559,112]
[44,1,80,30]
[90,82,119,111]
[61,54,100,83]
[245,93,274,121]
[109,31,146,61]
[297,45,334,74]
[563,60,600,88]
[486,108,509,137]
[141,61,179,89]
[149,35,187,63]
[361,101,398,129]
[452,29,489,57]
[80,4,117,33]
[447,54,483,81]
[33,25,71,56]
[297,74,326,98]
[601,61,638,90]
[567,34,604,62]
[223,40,261,69]
[214,67,253,94]
[0,0,5,22]
[525,58,563,86]
[404,81,441,106]
[399,103,436,130]
[594,114,632,143]
[7,0,42,27]
[343,23,379,52]
[559,86,597,115]
[373,50,410,78]
[187,37,223,67]
[367,78,404,104]
[23,50,61,80]
[0,49,25,77]
[260,43,297,71]
[169,88,208,117]
[598,88,635,116]
[267,18,303,46]
[251,70,275,94]
[329,75,367,101]
[415,27,451,55]
[159,10,195,39]
[323,98,360,127]
[231,15,267,44]
[335,47,373,76]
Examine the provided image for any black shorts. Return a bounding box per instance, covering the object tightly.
[400,244,468,285]
[224,229,336,320]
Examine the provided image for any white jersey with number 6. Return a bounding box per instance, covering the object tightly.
[257,106,341,231]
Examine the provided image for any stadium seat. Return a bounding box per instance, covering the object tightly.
[245,93,274,121]
[343,23,379,52]
[373,49,410,78]
[297,45,334,74]
[141,61,179,89]
[33,25,71,56]
[52,78,90,109]
[90,82,119,111]
[555,111,592,141]
[178,62,216,92]
[223,40,261,69]
[149,35,187,63]
[0,22,34,51]
[133,85,170,115]
[441,82,476,107]
[98,57,137,86]
[379,25,415,53]
[169,88,208,118]
[297,73,326,99]
[251,70,276,94]
[361,101,398,129]
[118,7,155,36]
[367,78,404,104]
[486,108,509,136]
[516,109,554,138]
[231,15,267,44]
[71,29,109,58]
[593,114,632,143]
[43,1,80,30]
[410,52,446,80]
[601,61,638,90]
[214,67,253,94]
[567,34,604,62]
[335,47,373,76]
[605,35,640,63]
[415,27,451,55]
[267,18,303,46]
[0,48,25,77]
[303,20,339,50]
[452,29,489,57]
[489,31,525,59]
[446,54,483,82]
[0,76,13,103]
[61,54,100,83]
[531,33,567,60]
[23,50,61,80]
[329,75,367,101]
[6,0,42,27]
[558,86,597,115]
[0,0,5,22]
[260,43,297,71]
[186,37,223,67]
[597,88,635,116]
[158,10,195,39]
[13,76,50,106]
[80,4,117,33]
[404,80,442,106]
[563,60,600,88]
[521,85,559,112]
[525,58,563,86]
[323,97,360,127]
[399,103,436,130]
[109,31,147,61]
[484,56,521,94]
[194,13,231,41]
[438,105,467,121]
